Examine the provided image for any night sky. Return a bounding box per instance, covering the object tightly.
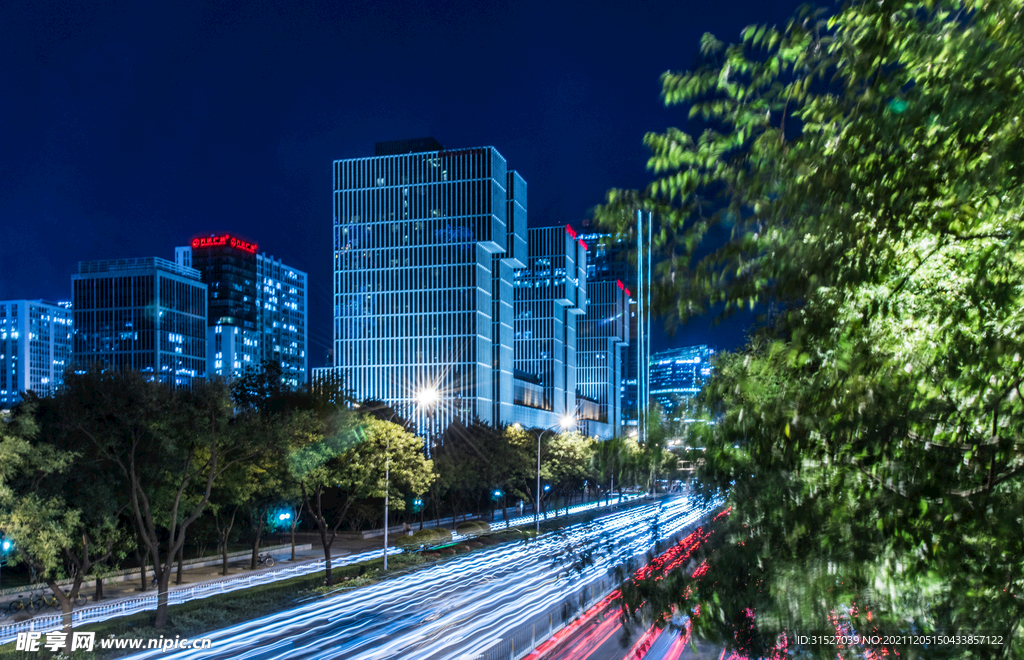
[1,0,805,371]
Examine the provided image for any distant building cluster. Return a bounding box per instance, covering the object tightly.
[650,345,716,422]
[4,136,716,439]
[1,235,307,408]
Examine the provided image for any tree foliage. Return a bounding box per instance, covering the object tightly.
[596,0,1024,656]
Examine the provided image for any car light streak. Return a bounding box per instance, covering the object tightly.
[121,496,719,660]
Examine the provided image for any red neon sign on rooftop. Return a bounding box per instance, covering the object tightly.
[565,224,577,240]
[617,280,632,297]
[191,234,258,254]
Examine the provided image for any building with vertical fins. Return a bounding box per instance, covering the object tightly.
[321,138,529,439]
[0,300,73,408]
[175,235,307,386]
[72,258,207,387]
[578,222,640,433]
[512,225,588,430]
[577,276,630,439]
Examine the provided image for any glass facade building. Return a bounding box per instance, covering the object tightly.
[176,238,308,386]
[0,300,73,408]
[513,225,587,430]
[326,139,528,438]
[72,258,207,387]
[257,254,308,387]
[650,345,716,422]
[579,226,640,432]
[577,278,630,438]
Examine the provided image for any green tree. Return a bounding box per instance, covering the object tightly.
[291,414,434,585]
[596,0,1024,656]
[0,401,124,653]
[60,371,259,629]
[590,436,644,502]
[542,431,593,516]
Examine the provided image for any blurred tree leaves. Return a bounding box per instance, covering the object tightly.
[596,0,1024,657]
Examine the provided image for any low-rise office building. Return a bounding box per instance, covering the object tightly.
[72,258,207,387]
[0,300,73,408]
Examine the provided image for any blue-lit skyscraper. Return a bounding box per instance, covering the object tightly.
[325,139,527,437]
[0,300,73,408]
[512,225,587,429]
[577,278,630,438]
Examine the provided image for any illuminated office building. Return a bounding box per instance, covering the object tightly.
[324,139,528,438]
[72,258,207,387]
[512,225,587,430]
[650,345,716,422]
[578,224,638,434]
[0,300,73,408]
[176,236,307,386]
[577,278,630,438]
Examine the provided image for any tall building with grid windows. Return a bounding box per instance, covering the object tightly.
[257,254,308,387]
[512,225,588,430]
[577,278,630,439]
[72,258,207,387]
[176,236,308,387]
[323,139,528,438]
[578,224,640,433]
[0,300,73,408]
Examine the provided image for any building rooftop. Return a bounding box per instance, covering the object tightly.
[77,257,202,280]
[374,137,445,156]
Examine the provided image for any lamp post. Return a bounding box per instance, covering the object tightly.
[536,415,575,537]
[383,386,438,571]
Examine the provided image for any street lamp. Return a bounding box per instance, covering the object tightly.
[384,385,439,571]
[0,538,11,589]
[536,414,576,536]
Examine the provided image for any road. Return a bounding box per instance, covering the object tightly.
[534,524,734,660]
[125,495,717,660]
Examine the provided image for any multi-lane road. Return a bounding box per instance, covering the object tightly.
[126,495,717,660]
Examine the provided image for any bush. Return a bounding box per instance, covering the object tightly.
[456,520,490,537]
[410,527,452,547]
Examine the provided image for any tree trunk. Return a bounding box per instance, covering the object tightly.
[221,538,230,576]
[153,572,170,629]
[44,575,83,653]
[322,538,334,584]
[176,544,184,584]
[95,576,104,601]
[250,515,267,569]
[134,548,149,591]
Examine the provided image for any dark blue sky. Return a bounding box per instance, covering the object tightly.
[1,0,805,370]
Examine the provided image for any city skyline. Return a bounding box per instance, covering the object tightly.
[1,0,803,370]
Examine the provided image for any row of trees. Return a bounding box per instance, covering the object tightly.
[0,368,432,651]
[0,365,684,652]
[596,0,1023,656]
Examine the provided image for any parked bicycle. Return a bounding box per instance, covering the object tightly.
[7,591,43,615]
[38,591,88,609]
[256,553,275,567]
